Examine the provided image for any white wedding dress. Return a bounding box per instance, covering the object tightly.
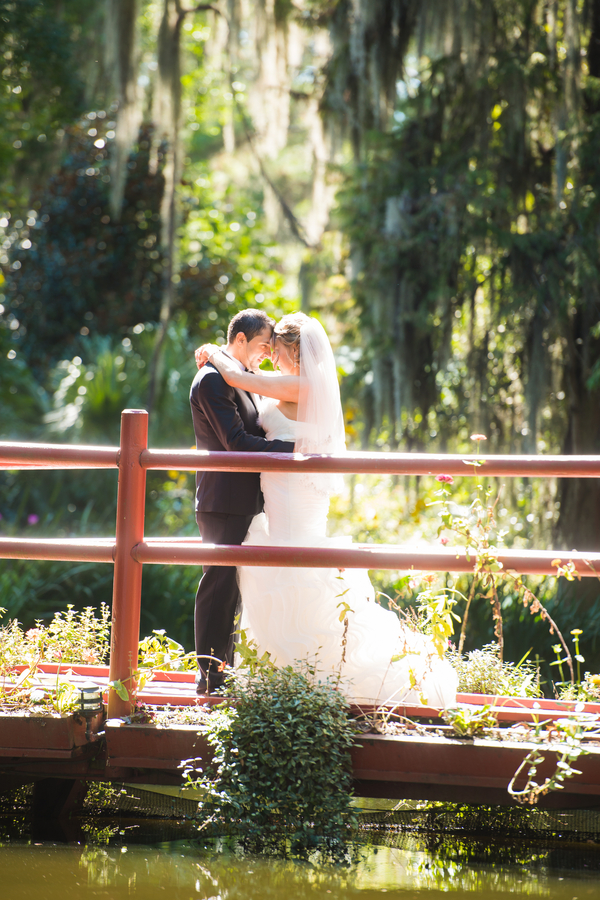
[238,398,458,708]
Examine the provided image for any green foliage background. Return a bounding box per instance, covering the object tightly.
[1,1,600,679]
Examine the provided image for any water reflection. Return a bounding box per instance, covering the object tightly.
[1,836,600,898]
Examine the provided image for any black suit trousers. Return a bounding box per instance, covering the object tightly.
[194,510,254,683]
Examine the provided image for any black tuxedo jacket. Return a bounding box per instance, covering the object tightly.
[189,362,294,516]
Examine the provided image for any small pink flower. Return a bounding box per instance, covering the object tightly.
[27,514,39,525]
[439,536,449,545]
[470,433,488,442]
[25,628,43,642]
[436,474,453,484]
[51,647,63,660]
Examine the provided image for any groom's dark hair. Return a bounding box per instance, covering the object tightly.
[227,309,274,344]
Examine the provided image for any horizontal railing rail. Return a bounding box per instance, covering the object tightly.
[131,543,600,577]
[2,410,599,717]
[141,448,600,478]
[1,537,598,579]
[3,440,600,477]
[0,537,115,563]
[0,441,119,469]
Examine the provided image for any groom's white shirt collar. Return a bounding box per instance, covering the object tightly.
[221,350,245,372]
[221,349,260,405]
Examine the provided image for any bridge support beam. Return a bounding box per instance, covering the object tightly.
[108,409,148,718]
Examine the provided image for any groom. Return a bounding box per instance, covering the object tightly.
[190,308,295,694]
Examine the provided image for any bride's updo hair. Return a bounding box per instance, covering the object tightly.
[273,312,310,364]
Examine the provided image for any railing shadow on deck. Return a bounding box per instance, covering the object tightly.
[2,408,600,717]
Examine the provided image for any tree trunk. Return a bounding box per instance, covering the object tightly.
[147,0,183,416]
[555,301,600,606]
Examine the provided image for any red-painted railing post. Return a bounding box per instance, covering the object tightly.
[108,409,148,718]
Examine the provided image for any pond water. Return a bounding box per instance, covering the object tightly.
[2,828,600,899]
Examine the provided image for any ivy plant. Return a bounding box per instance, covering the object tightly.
[184,664,358,858]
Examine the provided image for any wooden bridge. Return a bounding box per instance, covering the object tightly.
[2,409,600,820]
[3,660,600,815]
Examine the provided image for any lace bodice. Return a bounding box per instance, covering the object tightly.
[258,398,300,442]
[259,397,341,498]
[251,398,329,543]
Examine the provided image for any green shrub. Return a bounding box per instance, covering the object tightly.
[187,665,358,857]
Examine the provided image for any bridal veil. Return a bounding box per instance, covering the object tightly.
[295,316,346,495]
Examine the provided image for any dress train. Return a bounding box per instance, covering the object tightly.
[237,400,458,707]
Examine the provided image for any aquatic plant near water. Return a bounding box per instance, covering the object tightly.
[182,664,358,859]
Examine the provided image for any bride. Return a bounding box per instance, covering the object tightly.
[201,312,457,707]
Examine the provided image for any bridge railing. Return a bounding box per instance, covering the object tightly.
[2,408,600,717]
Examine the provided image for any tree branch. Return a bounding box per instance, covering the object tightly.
[181,3,222,16]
